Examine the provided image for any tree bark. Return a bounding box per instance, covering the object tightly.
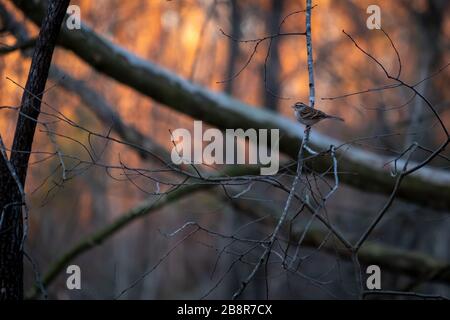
[0,0,69,300]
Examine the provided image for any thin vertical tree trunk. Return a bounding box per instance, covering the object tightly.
[224,0,241,95]
[0,0,69,300]
[263,0,284,111]
[404,0,444,149]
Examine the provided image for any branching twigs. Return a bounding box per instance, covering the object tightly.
[9,0,450,211]
[48,66,170,162]
[355,143,417,251]
[25,184,203,299]
[287,145,339,268]
[217,29,306,84]
[217,5,310,87]
[328,28,450,298]
[232,0,325,299]
[2,91,397,298]
[342,29,448,138]
[2,0,448,300]
[231,142,306,300]
[3,9,356,292]
[115,223,200,300]
[28,179,450,299]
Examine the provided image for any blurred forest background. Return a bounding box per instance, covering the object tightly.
[0,0,449,299]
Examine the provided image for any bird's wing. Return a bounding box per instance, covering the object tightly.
[312,109,327,119]
[300,107,314,118]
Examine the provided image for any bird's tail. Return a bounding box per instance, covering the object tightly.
[327,115,345,122]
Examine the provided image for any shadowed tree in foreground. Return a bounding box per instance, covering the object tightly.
[0,0,69,300]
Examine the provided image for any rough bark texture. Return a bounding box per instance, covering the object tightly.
[0,155,22,299]
[0,0,69,300]
[9,0,450,211]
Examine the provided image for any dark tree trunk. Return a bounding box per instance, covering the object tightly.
[224,0,241,95]
[0,0,69,300]
[404,0,447,148]
[262,0,284,111]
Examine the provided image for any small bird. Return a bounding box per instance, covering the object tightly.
[291,102,344,126]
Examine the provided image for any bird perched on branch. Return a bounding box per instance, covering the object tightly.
[292,102,344,126]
